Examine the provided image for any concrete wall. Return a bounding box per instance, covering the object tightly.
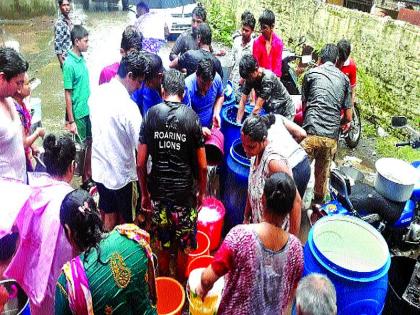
[0,0,56,19]
[229,0,420,125]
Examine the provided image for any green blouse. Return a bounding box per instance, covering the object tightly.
[55,230,157,315]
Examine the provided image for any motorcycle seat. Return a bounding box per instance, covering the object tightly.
[348,183,406,224]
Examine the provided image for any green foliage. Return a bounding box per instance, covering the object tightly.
[202,0,237,47]
[376,136,420,163]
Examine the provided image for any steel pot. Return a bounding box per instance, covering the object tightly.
[374,158,417,202]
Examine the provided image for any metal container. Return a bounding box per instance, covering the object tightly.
[374,158,417,202]
[74,140,86,177]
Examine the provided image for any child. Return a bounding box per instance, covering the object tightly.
[13,73,45,171]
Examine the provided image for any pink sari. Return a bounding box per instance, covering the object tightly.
[4,173,74,315]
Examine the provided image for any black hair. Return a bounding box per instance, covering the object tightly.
[0,232,18,262]
[162,69,185,98]
[145,53,163,82]
[242,11,256,30]
[121,25,143,52]
[337,39,351,63]
[196,58,215,82]
[70,25,89,45]
[0,47,29,81]
[58,0,71,5]
[239,54,258,79]
[136,1,149,12]
[197,23,212,46]
[118,50,150,80]
[192,5,207,21]
[43,134,76,177]
[241,113,275,142]
[264,172,297,217]
[319,44,339,64]
[60,189,104,255]
[259,9,275,27]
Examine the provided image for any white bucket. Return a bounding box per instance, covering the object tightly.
[187,268,224,315]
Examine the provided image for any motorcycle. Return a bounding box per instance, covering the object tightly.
[309,116,420,251]
[281,38,362,149]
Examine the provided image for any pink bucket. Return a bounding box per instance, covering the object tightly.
[197,197,226,251]
[205,128,224,166]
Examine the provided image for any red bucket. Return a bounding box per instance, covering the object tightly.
[186,255,214,278]
[205,128,224,166]
[198,197,226,251]
[188,231,210,264]
[156,277,185,315]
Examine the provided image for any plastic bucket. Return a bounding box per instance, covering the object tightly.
[186,255,214,278]
[197,197,226,251]
[187,231,211,265]
[187,268,224,315]
[304,215,390,315]
[221,139,250,232]
[0,279,30,315]
[205,128,225,166]
[156,277,185,315]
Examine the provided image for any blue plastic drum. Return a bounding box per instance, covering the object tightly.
[221,105,247,158]
[304,215,390,315]
[221,139,250,233]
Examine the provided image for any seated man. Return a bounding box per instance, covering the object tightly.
[169,5,206,61]
[169,23,223,79]
[98,25,143,85]
[236,54,294,123]
[253,9,283,78]
[296,273,337,315]
[134,1,167,54]
[184,58,224,137]
[230,11,256,101]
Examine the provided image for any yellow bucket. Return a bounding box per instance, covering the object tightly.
[187,268,224,315]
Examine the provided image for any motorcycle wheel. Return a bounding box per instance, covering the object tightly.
[345,105,361,149]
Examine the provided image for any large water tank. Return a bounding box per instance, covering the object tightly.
[221,139,250,233]
[304,215,390,314]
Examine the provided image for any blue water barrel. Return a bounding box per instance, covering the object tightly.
[304,215,390,315]
[221,105,247,158]
[222,139,250,233]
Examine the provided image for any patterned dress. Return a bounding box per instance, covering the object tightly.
[248,143,290,228]
[212,225,304,314]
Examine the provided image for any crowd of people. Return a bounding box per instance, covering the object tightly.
[0,0,359,313]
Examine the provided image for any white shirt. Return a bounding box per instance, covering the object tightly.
[268,115,307,169]
[0,98,26,183]
[89,78,142,190]
[134,12,166,40]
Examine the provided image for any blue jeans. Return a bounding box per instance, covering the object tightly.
[292,156,311,198]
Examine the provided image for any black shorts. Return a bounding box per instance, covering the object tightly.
[96,181,138,223]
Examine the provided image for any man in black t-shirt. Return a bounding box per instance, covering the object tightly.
[169,23,223,79]
[137,69,207,277]
[169,6,206,61]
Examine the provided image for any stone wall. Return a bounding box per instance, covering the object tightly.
[217,0,420,126]
[0,0,56,19]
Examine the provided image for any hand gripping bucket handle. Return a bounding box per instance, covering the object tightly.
[72,134,86,177]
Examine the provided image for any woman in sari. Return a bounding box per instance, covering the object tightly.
[3,134,76,315]
[55,189,157,315]
[197,172,304,314]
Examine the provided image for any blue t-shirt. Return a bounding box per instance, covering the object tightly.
[184,73,223,128]
[132,83,191,116]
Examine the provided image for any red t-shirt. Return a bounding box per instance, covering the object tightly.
[253,33,284,78]
[340,57,357,88]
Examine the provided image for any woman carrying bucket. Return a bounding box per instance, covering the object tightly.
[196,172,304,314]
[55,190,157,315]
